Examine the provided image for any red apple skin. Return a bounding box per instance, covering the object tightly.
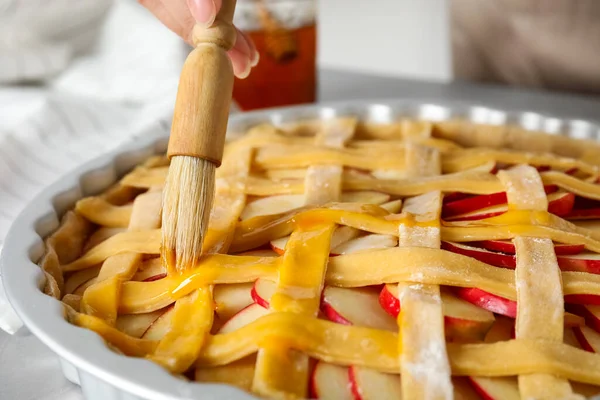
[348,367,362,400]
[441,242,516,269]
[379,285,494,342]
[455,288,517,318]
[565,295,600,306]
[378,285,400,318]
[321,302,352,326]
[449,211,505,222]
[573,327,595,353]
[442,185,558,218]
[443,192,471,204]
[444,241,600,275]
[446,189,571,221]
[567,195,600,219]
[468,378,496,400]
[558,257,600,274]
[270,244,285,255]
[250,282,269,309]
[443,192,508,218]
[547,192,575,217]
[567,304,600,334]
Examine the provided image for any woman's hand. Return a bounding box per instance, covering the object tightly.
[139,0,258,78]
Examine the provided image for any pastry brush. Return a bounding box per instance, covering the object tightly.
[162,0,237,274]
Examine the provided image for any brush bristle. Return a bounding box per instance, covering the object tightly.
[162,156,215,273]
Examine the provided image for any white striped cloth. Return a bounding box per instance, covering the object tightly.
[0,0,190,333]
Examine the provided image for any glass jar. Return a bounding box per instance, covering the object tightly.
[232,0,317,110]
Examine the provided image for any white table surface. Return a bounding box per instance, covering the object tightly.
[2,68,600,400]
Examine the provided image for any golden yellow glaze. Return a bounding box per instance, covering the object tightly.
[148,288,214,373]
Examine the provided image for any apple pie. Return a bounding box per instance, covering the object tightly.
[39,117,600,399]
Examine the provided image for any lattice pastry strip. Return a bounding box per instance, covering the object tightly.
[397,142,453,399]
[498,165,581,399]
[80,189,162,325]
[252,118,356,397]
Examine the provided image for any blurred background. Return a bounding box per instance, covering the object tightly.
[2,0,599,119]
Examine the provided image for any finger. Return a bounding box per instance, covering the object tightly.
[138,0,189,41]
[236,28,259,66]
[157,0,197,42]
[228,46,252,79]
[187,0,222,27]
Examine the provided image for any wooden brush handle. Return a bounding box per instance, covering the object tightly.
[167,0,238,166]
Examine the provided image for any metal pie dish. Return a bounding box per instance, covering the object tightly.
[2,99,600,400]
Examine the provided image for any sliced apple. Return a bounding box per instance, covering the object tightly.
[547,191,576,217]
[195,355,256,392]
[64,266,101,294]
[348,366,401,400]
[310,361,353,400]
[455,287,517,318]
[470,240,584,256]
[568,304,600,334]
[251,278,276,308]
[379,284,495,342]
[453,377,483,400]
[445,191,573,221]
[484,315,515,343]
[567,196,600,220]
[564,312,585,328]
[143,273,167,282]
[557,252,600,274]
[380,199,403,214]
[270,237,289,255]
[445,203,508,221]
[213,283,254,321]
[270,226,361,255]
[448,241,599,274]
[218,303,269,334]
[378,284,400,317]
[564,327,581,348]
[442,185,559,219]
[331,234,398,255]
[564,294,600,306]
[441,241,515,269]
[443,192,471,204]
[132,258,166,282]
[443,191,508,218]
[442,291,496,342]
[141,306,174,340]
[573,326,600,353]
[241,191,391,221]
[116,309,166,338]
[468,376,520,400]
[321,286,397,331]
